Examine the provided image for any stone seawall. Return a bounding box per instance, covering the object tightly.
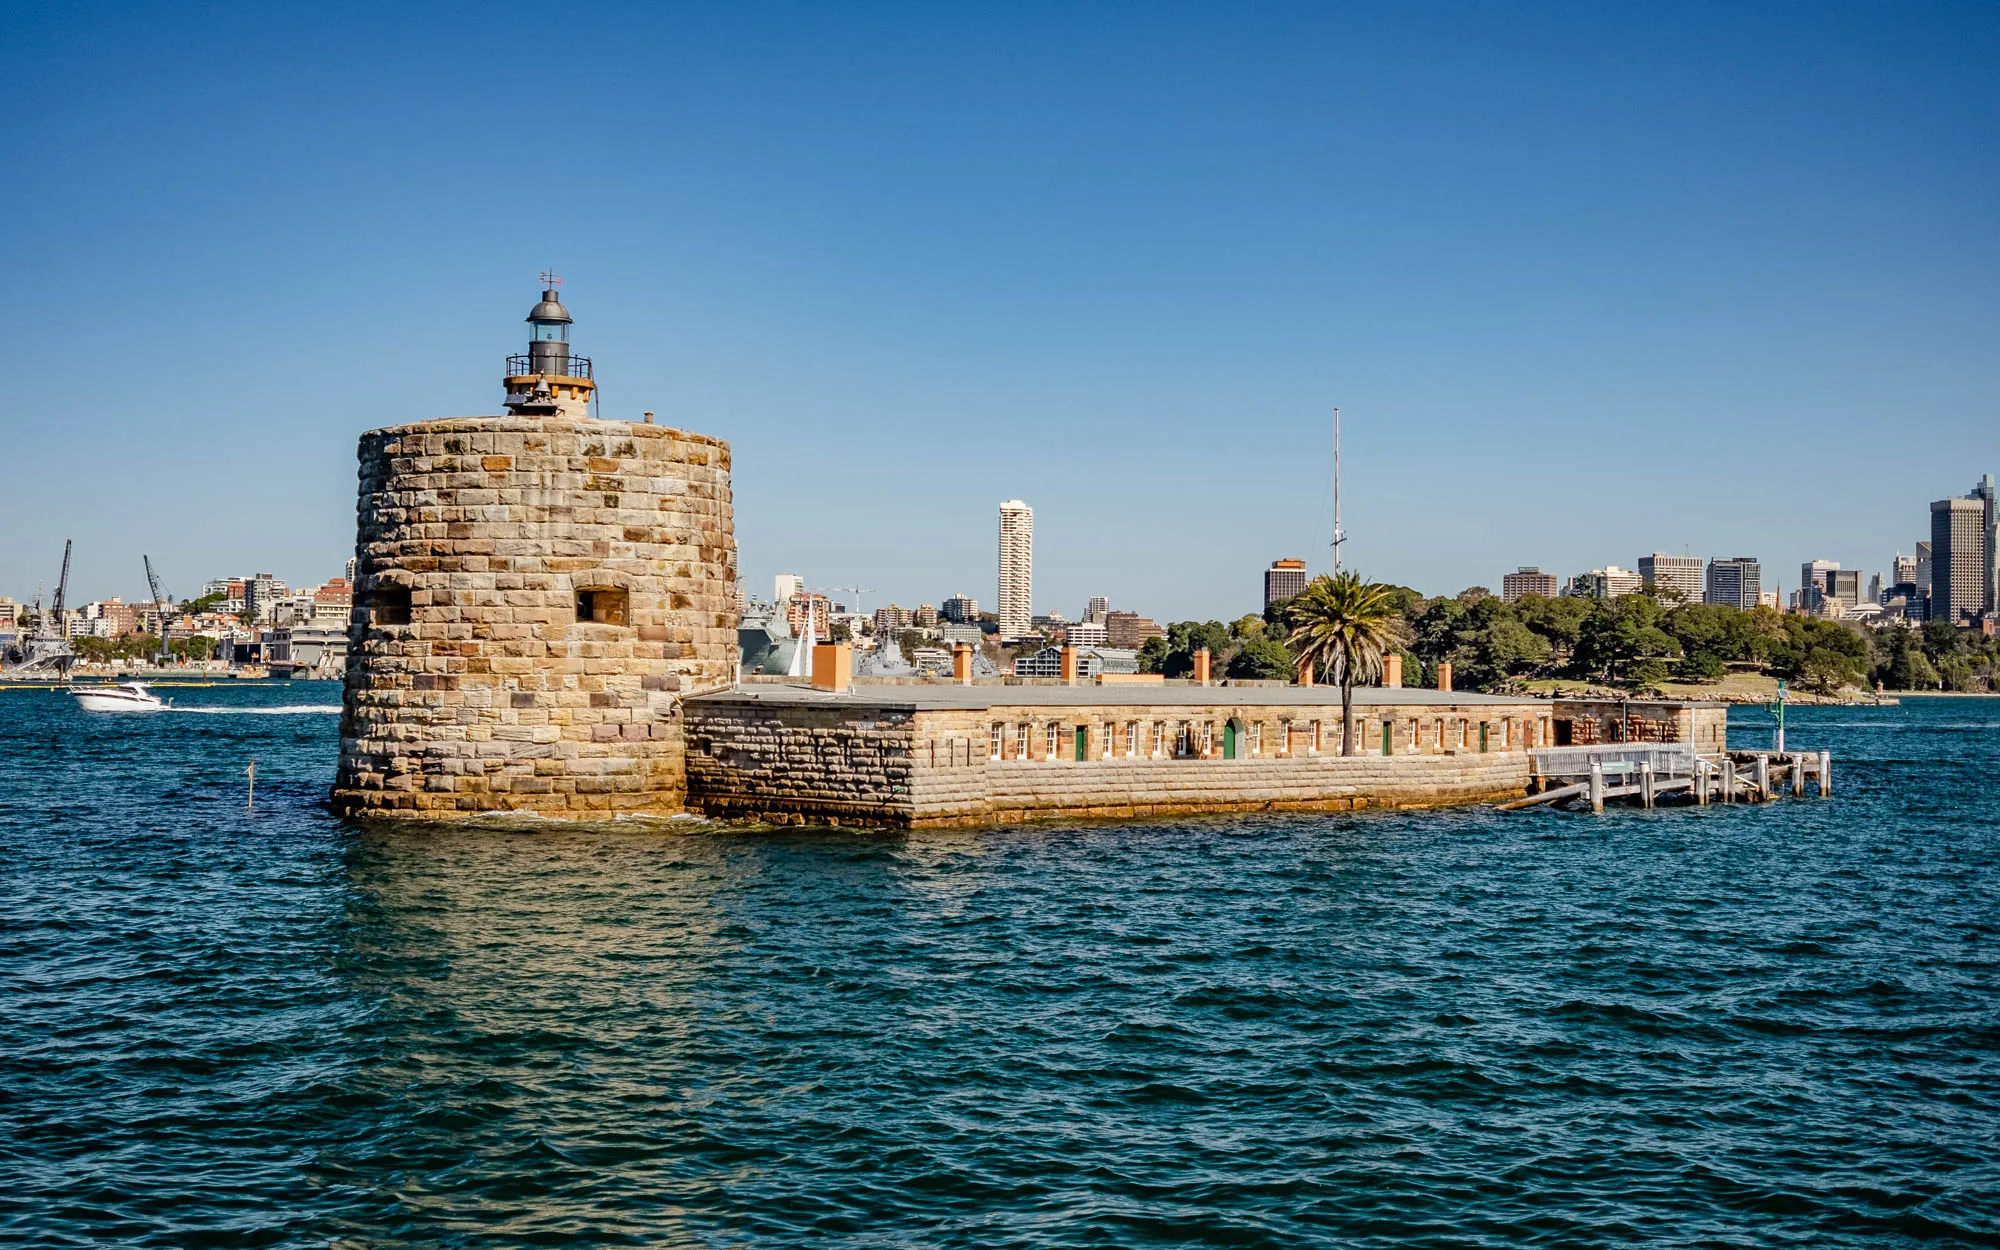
[685,698,1535,828]
[333,415,737,818]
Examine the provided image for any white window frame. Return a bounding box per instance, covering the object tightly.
[1046,722,1060,761]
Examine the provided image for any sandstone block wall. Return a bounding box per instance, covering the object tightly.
[685,697,1542,828]
[333,415,737,817]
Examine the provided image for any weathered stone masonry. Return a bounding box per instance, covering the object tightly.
[333,415,737,817]
[685,690,1552,827]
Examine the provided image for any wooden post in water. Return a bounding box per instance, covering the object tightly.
[246,756,256,809]
[1640,760,1655,810]
[1818,750,1832,798]
[1755,754,1770,802]
[1695,759,1708,805]
[1589,762,1605,815]
[1721,759,1734,804]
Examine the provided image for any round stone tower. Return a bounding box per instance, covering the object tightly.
[333,283,738,818]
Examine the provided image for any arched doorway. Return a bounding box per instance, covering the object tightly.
[1223,717,1246,760]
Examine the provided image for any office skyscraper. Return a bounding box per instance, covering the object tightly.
[1639,553,1705,601]
[997,500,1034,640]
[1263,558,1308,609]
[1932,494,1989,625]
[1704,557,1762,609]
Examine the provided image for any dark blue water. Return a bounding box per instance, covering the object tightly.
[2,684,1996,1247]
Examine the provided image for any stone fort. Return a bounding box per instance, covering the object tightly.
[332,284,738,817]
[334,287,1728,824]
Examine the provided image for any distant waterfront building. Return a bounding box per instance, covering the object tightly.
[998,500,1033,640]
[938,623,985,646]
[773,574,803,606]
[1012,645,1139,679]
[1639,553,1705,602]
[1703,557,1762,610]
[1059,620,1110,648]
[244,573,286,624]
[914,604,939,629]
[1501,567,1558,602]
[1086,595,1110,623]
[1104,610,1164,650]
[1932,494,1989,625]
[872,604,913,634]
[1566,567,1642,599]
[1263,558,1309,610]
[941,594,979,624]
[1797,560,1856,614]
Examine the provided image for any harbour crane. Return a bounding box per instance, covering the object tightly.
[143,555,173,664]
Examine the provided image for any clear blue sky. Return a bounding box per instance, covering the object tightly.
[5,2,1995,619]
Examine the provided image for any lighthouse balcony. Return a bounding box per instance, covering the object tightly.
[505,353,592,379]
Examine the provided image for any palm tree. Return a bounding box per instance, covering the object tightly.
[1283,572,1405,756]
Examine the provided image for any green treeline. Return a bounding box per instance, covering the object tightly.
[1138,588,2000,694]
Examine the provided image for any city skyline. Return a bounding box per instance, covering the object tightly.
[5,6,1998,617]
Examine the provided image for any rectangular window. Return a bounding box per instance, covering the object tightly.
[1152,722,1164,757]
[990,723,1002,761]
[1127,722,1138,757]
[1017,722,1030,759]
[369,584,412,626]
[1311,720,1321,753]
[575,586,629,626]
[1249,723,1261,756]
[1047,722,1060,761]
[1102,721,1112,759]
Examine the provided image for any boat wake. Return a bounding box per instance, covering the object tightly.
[173,705,341,715]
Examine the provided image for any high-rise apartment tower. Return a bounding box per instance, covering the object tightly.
[1502,567,1558,602]
[997,500,1034,640]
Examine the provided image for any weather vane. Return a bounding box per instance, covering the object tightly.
[539,270,563,288]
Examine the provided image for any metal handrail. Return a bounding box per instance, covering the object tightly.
[505,354,592,379]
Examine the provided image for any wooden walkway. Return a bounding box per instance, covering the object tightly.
[1500,744,1832,812]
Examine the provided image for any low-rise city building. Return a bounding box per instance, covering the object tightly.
[1566,567,1642,599]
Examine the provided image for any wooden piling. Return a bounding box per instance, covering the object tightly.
[1819,750,1832,798]
[1589,762,1605,815]
[1640,760,1655,809]
[1755,754,1770,802]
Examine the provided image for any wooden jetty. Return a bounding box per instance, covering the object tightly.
[1498,744,1831,813]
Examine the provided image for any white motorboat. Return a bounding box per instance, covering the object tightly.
[71,682,169,713]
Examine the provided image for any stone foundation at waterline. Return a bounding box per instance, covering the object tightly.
[332,415,737,818]
[684,686,1557,828]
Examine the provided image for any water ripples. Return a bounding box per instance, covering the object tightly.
[2,686,1997,1246]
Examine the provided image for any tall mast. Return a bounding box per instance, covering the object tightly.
[1331,408,1346,574]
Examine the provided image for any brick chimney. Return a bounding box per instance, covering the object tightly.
[1436,660,1452,692]
[1059,645,1078,683]
[811,642,851,692]
[952,642,973,684]
[1296,657,1315,686]
[1193,648,1211,685]
[1383,654,1402,688]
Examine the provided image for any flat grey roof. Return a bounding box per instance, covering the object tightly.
[688,683,1544,712]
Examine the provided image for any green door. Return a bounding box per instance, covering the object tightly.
[1074,726,1087,761]
[1382,722,1392,755]
[1479,723,1489,753]
[1223,722,1237,759]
